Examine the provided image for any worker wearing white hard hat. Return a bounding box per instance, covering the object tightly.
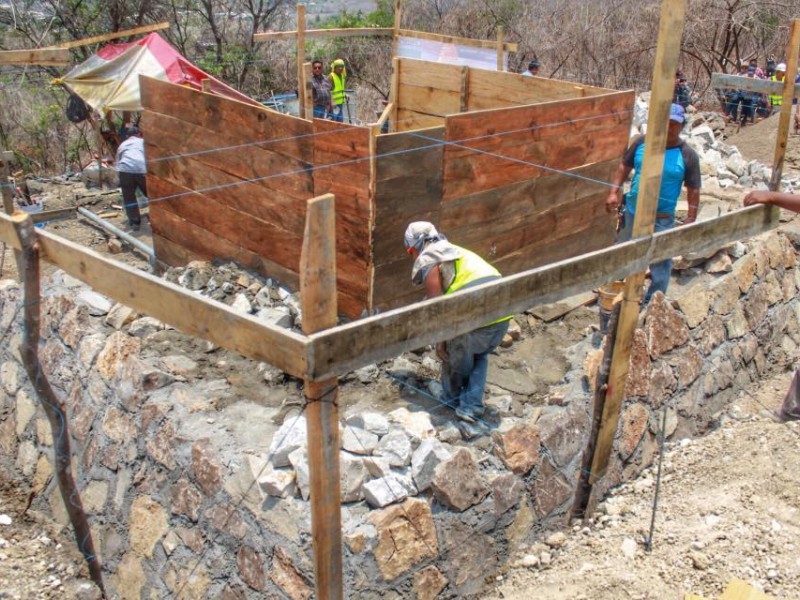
[769,62,788,114]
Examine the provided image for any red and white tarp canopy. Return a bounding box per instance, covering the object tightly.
[60,32,259,112]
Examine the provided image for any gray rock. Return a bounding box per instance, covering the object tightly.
[288,446,310,500]
[346,412,390,436]
[231,293,253,314]
[340,453,371,503]
[363,474,415,508]
[375,428,412,466]
[254,286,272,308]
[388,407,436,441]
[77,290,112,316]
[389,356,417,375]
[128,317,164,337]
[690,124,715,147]
[104,303,136,329]
[411,439,452,492]
[437,423,462,443]
[431,448,489,511]
[353,364,379,383]
[362,456,392,479]
[269,416,308,467]
[256,306,293,329]
[341,426,379,455]
[258,466,296,498]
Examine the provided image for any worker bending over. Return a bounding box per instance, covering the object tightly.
[404,222,511,424]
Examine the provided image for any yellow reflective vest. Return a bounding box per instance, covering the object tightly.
[330,70,347,106]
[445,245,512,326]
[769,75,783,107]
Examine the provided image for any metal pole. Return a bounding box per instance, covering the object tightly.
[76,206,155,265]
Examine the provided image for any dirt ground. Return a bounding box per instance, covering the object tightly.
[488,368,800,600]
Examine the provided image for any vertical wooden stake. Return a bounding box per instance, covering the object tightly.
[13,212,105,595]
[588,0,686,487]
[392,0,403,60]
[459,65,470,113]
[300,193,343,600]
[1,150,23,279]
[770,19,800,191]
[303,61,314,121]
[297,4,307,119]
[496,25,504,71]
[389,56,400,132]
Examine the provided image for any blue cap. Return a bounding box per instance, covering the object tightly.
[669,103,685,124]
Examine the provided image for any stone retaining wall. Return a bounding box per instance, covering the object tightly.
[0,227,796,599]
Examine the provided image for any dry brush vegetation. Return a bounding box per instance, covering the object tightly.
[1,0,799,173]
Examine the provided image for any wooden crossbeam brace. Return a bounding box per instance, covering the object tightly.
[305,204,777,381]
[56,22,170,50]
[710,72,800,97]
[770,19,800,189]
[255,27,393,42]
[0,48,70,66]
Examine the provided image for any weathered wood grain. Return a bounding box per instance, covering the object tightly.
[305,205,777,381]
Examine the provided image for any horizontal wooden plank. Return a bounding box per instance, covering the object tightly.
[31,207,77,223]
[710,73,799,96]
[468,69,610,109]
[397,29,517,52]
[0,47,70,66]
[0,213,23,250]
[143,111,314,202]
[140,77,314,164]
[398,58,464,94]
[32,225,308,378]
[440,159,616,230]
[442,91,633,198]
[57,22,170,49]
[398,85,461,117]
[305,205,777,380]
[254,27,393,41]
[396,110,445,132]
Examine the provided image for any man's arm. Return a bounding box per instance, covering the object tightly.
[683,188,700,224]
[605,162,633,214]
[744,190,800,212]
[423,264,444,299]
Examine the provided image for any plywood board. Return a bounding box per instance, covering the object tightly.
[396,110,445,132]
[442,91,633,199]
[140,77,314,163]
[397,85,461,118]
[468,69,610,109]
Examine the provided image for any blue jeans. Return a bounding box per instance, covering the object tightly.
[442,320,510,414]
[313,105,327,119]
[617,209,674,305]
[331,104,344,122]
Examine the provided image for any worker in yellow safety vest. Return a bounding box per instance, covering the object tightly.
[329,58,347,122]
[769,63,787,114]
[404,221,512,424]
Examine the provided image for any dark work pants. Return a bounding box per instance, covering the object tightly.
[119,171,146,226]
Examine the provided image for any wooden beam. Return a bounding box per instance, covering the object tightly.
[0,48,70,66]
[0,151,23,278]
[56,22,170,50]
[0,213,309,377]
[770,19,800,190]
[590,0,686,487]
[496,26,504,71]
[303,62,314,121]
[373,102,393,129]
[255,27,393,42]
[710,72,800,97]
[305,204,776,381]
[459,66,469,113]
[297,4,307,120]
[389,57,400,131]
[397,29,518,53]
[300,194,343,600]
[392,0,403,59]
[31,207,77,223]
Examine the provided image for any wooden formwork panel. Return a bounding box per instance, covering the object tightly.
[371,127,444,311]
[466,69,609,111]
[312,119,373,317]
[442,90,634,200]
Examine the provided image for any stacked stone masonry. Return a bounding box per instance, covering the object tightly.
[0,227,797,598]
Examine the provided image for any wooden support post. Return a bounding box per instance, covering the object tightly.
[588,0,686,487]
[392,0,403,59]
[12,213,106,595]
[389,57,400,132]
[496,25,504,71]
[297,4,307,120]
[770,19,800,191]
[303,61,314,121]
[1,150,23,279]
[459,66,470,113]
[300,194,343,600]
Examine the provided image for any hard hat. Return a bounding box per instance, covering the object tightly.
[404,222,439,252]
[332,59,345,67]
